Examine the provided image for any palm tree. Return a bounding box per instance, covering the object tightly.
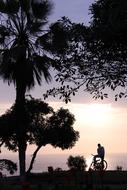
[0,0,54,177]
[0,0,81,178]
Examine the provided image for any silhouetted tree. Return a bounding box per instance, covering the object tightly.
[67,155,87,171]
[0,159,17,175]
[0,0,53,177]
[43,17,90,102]
[44,1,127,102]
[86,0,127,100]
[0,97,79,174]
[0,0,84,177]
[27,107,79,174]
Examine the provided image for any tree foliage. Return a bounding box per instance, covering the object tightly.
[0,0,54,90]
[87,0,127,99]
[43,17,91,102]
[44,1,127,102]
[67,155,87,171]
[0,97,79,173]
[0,159,17,175]
[0,0,86,175]
[0,0,87,102]
[0,0,82,176]
[0,0,54,177]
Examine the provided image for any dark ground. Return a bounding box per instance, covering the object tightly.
[1,170,127,190]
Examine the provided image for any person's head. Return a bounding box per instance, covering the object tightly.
[98,143,101,147]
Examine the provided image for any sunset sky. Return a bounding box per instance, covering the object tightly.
[0,0,127,158]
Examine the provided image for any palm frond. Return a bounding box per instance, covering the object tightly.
[0,0,54,90]
[33,54,52,84]
[0,0,19,14]
[31,0,53,19]
[0,25,10,44]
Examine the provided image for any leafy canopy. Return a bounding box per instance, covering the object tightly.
[87,0,127,100]
[0,97,79,172]
[44,0,127,101]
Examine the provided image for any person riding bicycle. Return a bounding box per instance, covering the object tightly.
[94,143,105,166]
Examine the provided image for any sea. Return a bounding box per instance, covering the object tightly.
[1,153,127,176]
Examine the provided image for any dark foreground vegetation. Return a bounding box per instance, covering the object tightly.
[1,170,127,190]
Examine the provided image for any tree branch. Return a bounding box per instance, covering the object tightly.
[26,145,41,174]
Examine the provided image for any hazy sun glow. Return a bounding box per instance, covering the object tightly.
[27,101,127,154]
[47,101,127,154]
[75,103,112,127]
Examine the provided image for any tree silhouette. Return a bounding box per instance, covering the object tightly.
[0,0,53,177]
[67,155,87,171]
[86,0,127,99]
[0,1,81,177]
[43,1,127,102]
[0,97,79,174]
[43,17,89,102]
[0,159,17,175]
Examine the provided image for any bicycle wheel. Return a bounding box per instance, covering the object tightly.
[95,160,108,171]
[103,160,108,170]
[89,161,95,171]
[89,160,107,171]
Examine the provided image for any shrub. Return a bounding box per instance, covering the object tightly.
[67,155,87,171]
[0,159,17,175]
[116,165,123,171]
[55,167,62,172]
[48,166,54,173]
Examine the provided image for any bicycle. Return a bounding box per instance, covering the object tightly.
[89,154,108,171]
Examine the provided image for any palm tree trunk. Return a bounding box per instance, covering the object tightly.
[27,146,41,174]
[18,140,26,178]
[15,82,27,179]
